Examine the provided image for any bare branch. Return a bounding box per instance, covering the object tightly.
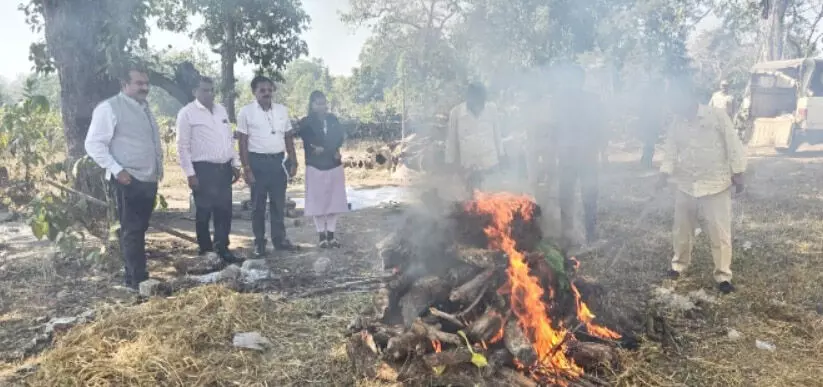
[804,1,823,56]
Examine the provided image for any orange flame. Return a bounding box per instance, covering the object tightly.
[466,192,582,383]
[431,339,442,353]
[571,285,621,340]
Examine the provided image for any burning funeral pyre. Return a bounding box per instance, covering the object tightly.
[346,192,635,386]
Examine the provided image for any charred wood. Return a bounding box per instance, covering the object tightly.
[466,312,505,343]
[422,347,474,368]
[497,368,538,387]
[503,319,538,367]
[400,276,451,327]
[450,268,495,303]
[346,331,399,381]
[567,341,618,370]
[429,308,465,328]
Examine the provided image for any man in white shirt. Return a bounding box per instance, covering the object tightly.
[177,76,242,263]
[236,75,299,257]
[84,65,163,290]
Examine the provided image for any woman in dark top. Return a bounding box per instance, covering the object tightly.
[296,91,349,247]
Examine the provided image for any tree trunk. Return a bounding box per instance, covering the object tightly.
[41,0,122,159]
[221,14,238,123]
[762,0,790,61]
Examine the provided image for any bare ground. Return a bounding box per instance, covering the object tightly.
[0,142,821,386]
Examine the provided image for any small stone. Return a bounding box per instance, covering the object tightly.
[694,228,702,237]
[45,317,79,334]
[755,339,776,351]
[242,259,268,271]
[313,257,331,276]
[727,329,742,341]
[742,241,753,251]
[242,269,271,284]
[219,264,242,282]
[232,331,271,351]
[138,279,170,297]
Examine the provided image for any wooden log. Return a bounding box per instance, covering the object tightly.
[422,347,473,368]
[373,285,391,320]
[385,321,428,360]
[483,348,515,378]
[454,247,505,269]
[346,331,400,381]
[503,319,538,367]
[429,308,465,328]
[567,341,618,369]
[466,312,504,342]
[419,321,463,346]
[371,324,405,349]
[293,274,395,299]
[377,231,410,271]
[450,268,495,303]
[497,368,538,387]
[400,276,451,326]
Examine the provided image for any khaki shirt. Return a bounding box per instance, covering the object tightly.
[709,91,735,118]
[661,105,746,197]
[445,102,504,170]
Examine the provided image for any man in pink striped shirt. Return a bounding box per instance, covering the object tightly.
[176,77,242,263]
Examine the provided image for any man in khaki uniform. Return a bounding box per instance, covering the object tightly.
[445,83,505,194]
[709,80,735,118]
[658,81,746,294]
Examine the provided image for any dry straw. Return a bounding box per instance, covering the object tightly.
[28,285,371,387]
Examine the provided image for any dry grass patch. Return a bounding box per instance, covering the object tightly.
[28,285,372,387]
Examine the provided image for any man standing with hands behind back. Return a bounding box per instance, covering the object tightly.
[658,79,746,294]
[176,76,243,264]
[85,65,163,290]
[236,75,299,257]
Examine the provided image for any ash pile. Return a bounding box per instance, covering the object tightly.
[346,192,637,386]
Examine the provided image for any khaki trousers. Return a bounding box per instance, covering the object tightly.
[671,188,733,283]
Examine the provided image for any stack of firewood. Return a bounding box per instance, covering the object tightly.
[346,196,633,386]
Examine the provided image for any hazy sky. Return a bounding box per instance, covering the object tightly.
[0,0,371,79]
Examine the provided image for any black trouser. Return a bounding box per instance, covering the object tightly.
[111,178,157,287]
[249,152,288,247]
[192,161,234,253]
[640,128,660,168]
[558,158,598,244]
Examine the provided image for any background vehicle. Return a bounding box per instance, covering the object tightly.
[738,58,823,153]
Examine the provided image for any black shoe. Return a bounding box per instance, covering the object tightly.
[717,281,735,294]
[254,244,268,258]
[667,270,681,280]
[318,232,328,248]
[274,239,299,251]
[326,232,340,248]
[219,250,244,264]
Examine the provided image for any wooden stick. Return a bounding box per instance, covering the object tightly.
[292,274,396,298]
[422,347,473,368]
[429,307,465,328]
[450,268,494,303]
[550,322,585,355]
[458,283,490,317]
[46,180,199,245]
